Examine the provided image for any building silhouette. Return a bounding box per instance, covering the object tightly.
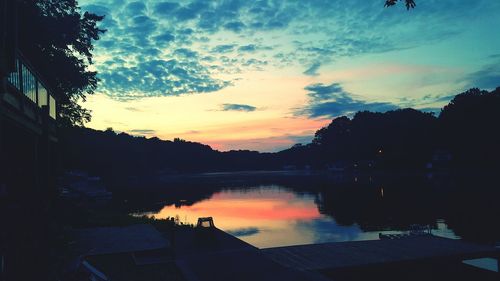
[1,1,58,279]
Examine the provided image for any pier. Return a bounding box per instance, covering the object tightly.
[72,223,500,281]
[173,227,499,281]
[262,235,499,271]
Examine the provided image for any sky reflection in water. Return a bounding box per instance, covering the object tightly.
[143,185,459,248]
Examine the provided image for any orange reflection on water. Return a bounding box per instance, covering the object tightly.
[150,187,322,248]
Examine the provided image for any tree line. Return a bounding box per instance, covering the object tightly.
[60,87,500,179]
[280,87,500,170]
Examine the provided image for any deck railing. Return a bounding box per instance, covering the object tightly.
[6,52,57,119]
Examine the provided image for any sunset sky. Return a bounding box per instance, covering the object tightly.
[79,0,500,152]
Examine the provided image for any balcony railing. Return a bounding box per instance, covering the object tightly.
[6,52,57,119]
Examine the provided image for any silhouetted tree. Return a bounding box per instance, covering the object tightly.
[18,0,105,126]
[439,87,500,168]
[384,0,416,10]
[60,87,500,177]
[310,109,436,169]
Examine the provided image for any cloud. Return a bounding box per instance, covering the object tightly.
[211,44,237,54]
[398,93,455,110]
[287,134,315,145]
[297,83,398,118]
[96,57,230,99]
[129,129,156,135]
[221,103,257,112]
[238,44,257,53]
[125,1,147,15]
[79,0,493,100]
[224,21,246,32]
[124,107,142,112]
[173,48,198,58]
[153,1,180,16]
[303,62,321,76]
[463,60,500,90]
[154,32,175,43]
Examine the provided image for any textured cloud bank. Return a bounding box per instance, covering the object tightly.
[80,0,492,100]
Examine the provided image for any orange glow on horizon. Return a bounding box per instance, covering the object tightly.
[160,117,330,151]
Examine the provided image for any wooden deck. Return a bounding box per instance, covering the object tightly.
[262,236,499,271]
[173,227,326,281]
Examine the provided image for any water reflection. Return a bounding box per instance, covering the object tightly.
[144,186,323,248]
[127,173,500,247]
[135,184,460,248]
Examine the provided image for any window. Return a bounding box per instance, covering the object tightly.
[38,82,48,108]
[22,64,36,103]
[6,59,21,91]
[49,95,56,119]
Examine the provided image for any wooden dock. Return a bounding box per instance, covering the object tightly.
[173,227,325,281]
[174,229,499,281]
[262,236,499,271]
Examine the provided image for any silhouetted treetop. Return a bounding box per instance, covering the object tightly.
[19,0,105,126]
[385,0,416,10]
[60,87,500,176]
[438,87,500,165]
[440,87,500,123]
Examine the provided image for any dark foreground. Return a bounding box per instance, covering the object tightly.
[72,222,499,281]
[177,230,499,281]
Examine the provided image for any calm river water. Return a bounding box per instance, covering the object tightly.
[130,172,492,249]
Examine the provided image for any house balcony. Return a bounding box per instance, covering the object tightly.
[1,51,57,140]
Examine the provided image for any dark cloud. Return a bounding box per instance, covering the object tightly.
[176,1,209,21]
[80,0,494,100]
[224,21,246,32]
[125,1,146,15]
[420,94,455,104]
[211,44,237,54]
[154,32,175,43]
[238,44,257,52]
[297,83,398,118]
[221,103,257,112]
[303,62,321,76]
[464,61,500,90]
[238,44,273,53]
[98,59,229,99]
[129,129,156,134]
[173,48,198,58]
[153,1,180,16]
[242,58,267,69]
[128,15,158,43]
[81,4,110,16]
[287,134,315,145]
